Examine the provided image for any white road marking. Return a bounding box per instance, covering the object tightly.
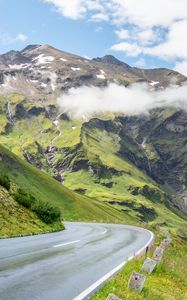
[53,240,80,248]
[73,229,154,300]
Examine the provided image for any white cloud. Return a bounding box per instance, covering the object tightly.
[91,12,109,22]
[111,19,187,63]
[43,0,187,69]
[0,32,28,45]
[15,33,28,42]
[144,20,187,60]
[135,58,146,67]
[115,29,129,40]
[44,0,103,20]
[44,0,187,26]
[136,29,157,44]
[175,61,187,77]
[58,82,187,117]
[111,42,141,56]
[111,0,187,27]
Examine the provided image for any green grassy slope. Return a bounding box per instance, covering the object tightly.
[92,231,187,300]
[0,95,186,233]
[0,144,127,223]
[0,186,63,237]
[64,122,187,233]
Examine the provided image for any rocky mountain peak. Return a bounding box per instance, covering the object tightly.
[0,50,30,65]
[93,55,128,66]
[0,44,186,100]
[21,44,42,53]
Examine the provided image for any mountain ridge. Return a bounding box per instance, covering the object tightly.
[0,44,186,101]
[0,44,186,232]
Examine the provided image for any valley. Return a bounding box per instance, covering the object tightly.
[0,45,187,238]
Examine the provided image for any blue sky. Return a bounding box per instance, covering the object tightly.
[0,0,187,74]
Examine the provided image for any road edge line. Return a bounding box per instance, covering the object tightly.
[73,229,154,300]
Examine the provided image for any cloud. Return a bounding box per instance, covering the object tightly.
[115,29,129,40]
[58,82,187,117]
[44,0,187,68]
[144,20,187,60]
[44,0,187,26]
[43,0,100,20]
[136,29,157,45]
[135,58,146,67]
[15,33,28,42]
[111,0,187,27]
[91,12,109,22]
[175,60,187,77]
[111,42,141,56]
[0,33,28,46]
[111,19,187,61]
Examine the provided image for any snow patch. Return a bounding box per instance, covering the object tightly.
[71,67,81,71]
[100,69,105,75]
[30,79,38,83]
[60,58,67,62]
[41,82,47,88]
[51,84,56,91]
[32,54,54,65]
[96,74,105,79]
[8,63,29,70]
[53,120,59,126]
[149,81,159,86]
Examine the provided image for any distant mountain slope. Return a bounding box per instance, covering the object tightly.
[0,44,186,235]
[0,44,186,101]
[0,144,127,223]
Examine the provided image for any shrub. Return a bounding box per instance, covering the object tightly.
[0,174,11,190]
[32,200,61,224]
[13,188,61,224]
[13,188,36,209]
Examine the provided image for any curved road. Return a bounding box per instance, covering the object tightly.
[0,222,153,300]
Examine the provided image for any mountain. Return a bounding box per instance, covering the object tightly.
[0,185,63,237]
[0,44,186,100]
[0,144,127,229]
[0,44,187,235]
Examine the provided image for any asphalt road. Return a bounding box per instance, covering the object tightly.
[0,222,153,300]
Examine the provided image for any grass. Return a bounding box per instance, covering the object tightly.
[0,99,186,236]
[0,186,64,237]
[0,144,128,223]
[92,232,187,300]
[8,93,25,104]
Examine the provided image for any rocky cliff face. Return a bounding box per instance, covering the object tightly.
[0,44,187,217]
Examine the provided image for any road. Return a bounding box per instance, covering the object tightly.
[0,222,153,300]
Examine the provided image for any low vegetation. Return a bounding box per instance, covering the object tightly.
[0,174,10,191]
[0,172,64,237]
[92,231,187,300]
[0,144,128,228]
[0,186,64,237]
[13,188,61,224]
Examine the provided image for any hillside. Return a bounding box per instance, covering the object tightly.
[0,45,186,236]
[0,186,63,237]
[0,144,128,226]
